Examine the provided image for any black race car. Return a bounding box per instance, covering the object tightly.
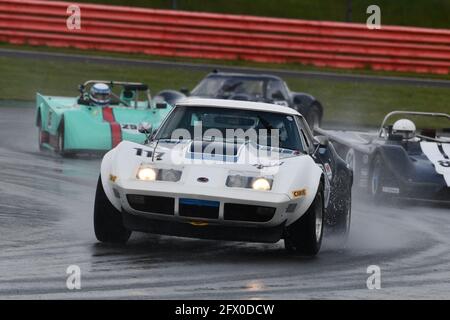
[156,71,323,128]
[317,111,450,204]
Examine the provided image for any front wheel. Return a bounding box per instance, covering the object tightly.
[370,155,388,203]
[94,176,131,244]
[57,127,64,154]
[57,124,75,158]
[37,122,45,151]
[284,183,324,255]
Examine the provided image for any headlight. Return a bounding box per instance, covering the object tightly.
[226,174,273,191]
[252,178,272,191]
[226,175,247,188]
[137,167,157,181]
[160,169,182,182]
[136,166,182,182]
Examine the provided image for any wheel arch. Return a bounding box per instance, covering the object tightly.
[286,160,324,226]
[99,149,122,211]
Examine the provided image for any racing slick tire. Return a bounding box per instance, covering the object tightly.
[94,176,131,244]
[284,183,324,255]
[56,122,75,158]
[330,193,351,247]
[345,148,356,174]
[57,127,64,154]
[370,154,391,203]
[305,103,321,129]
[37,117,45,151]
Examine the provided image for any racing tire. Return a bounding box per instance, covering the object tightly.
[345,148,356,173]
[57,123,75,158]
[284,183,324,256]
[330,193,351,248]
[37,117,45,151]
[94,176,131,244]
[370,154,389,203]
[57,127,64,154]
[306,103,321,130]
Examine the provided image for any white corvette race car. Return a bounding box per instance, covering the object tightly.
[94,98,352,255]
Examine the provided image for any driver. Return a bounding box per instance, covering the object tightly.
[392,119,416,140]
[273,120,289,146]
[89,83,111,106]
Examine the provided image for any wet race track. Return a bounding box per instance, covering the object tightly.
[0,104,449,299]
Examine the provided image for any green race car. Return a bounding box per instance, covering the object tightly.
[36,80,172,156]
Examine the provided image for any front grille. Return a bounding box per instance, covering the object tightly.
[224,203,276,222]
[179,198,220,219]
[127,194,174,215]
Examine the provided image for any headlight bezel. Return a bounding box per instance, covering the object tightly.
[136,165,182,182]
[226,174,273,191]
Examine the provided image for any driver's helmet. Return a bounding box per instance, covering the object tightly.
[392,119,416,139]
[89,83,111,106]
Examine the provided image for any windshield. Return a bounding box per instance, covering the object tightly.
[155,106,305,152]
[191,77,265,100]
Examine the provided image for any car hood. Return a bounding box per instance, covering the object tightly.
[148,139,302,168]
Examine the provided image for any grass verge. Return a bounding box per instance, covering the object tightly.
[0,55,448,128]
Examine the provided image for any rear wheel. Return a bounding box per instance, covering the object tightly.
[94,176,131,244]
[284,183,324,255]
[330,193,351,247]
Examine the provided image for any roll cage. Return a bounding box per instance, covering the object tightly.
[78,80,152,108]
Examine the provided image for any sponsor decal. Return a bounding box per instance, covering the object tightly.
[420,142,450,186]
[121,123,139,134]
[292,188,307,198]
[253,162,284,169]
[382,186,400,194]
[134,147,165,160]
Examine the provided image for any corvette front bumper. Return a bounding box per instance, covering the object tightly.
[113,180,299,236]
[122,210,286,243]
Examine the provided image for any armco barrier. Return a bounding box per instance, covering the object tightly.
[0,0,449,74]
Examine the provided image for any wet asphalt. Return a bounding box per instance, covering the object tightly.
[0,105,449,299]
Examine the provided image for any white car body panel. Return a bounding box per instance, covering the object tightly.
[100,99,325,229]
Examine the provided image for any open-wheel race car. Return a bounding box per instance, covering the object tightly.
[156,71,324,128]
[317,111,450,204]
[36,80,172,156]
[93,98,352,255]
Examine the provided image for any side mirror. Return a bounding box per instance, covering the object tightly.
[138,122,153,144]
[180,87,190,96]
[315,135,329,148]
[138,122,152,135]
